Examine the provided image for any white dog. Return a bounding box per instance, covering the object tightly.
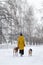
[28,48,32,56]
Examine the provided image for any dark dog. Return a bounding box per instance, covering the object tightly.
[13,47,18,56]
[28,48,32,56]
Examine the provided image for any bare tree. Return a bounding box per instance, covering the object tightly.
[24,6,35,45]
[0,0,35,44]
[16,0,28,33]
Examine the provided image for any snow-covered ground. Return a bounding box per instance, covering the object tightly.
[0,45,43,65]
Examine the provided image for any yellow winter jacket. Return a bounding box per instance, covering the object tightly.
[17,35,25,50]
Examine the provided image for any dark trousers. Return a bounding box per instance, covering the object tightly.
[19,50,24,56]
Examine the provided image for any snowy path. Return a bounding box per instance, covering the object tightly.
[0,45,43,65]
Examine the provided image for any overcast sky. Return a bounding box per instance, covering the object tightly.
[27,0,43,9]
[27,0,43,24]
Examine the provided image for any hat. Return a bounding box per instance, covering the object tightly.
[20,32,22,36]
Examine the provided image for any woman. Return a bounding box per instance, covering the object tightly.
[17,33,25,56]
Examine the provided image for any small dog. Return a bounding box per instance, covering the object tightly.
[13,47,18,56]
[28,48,32,56]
